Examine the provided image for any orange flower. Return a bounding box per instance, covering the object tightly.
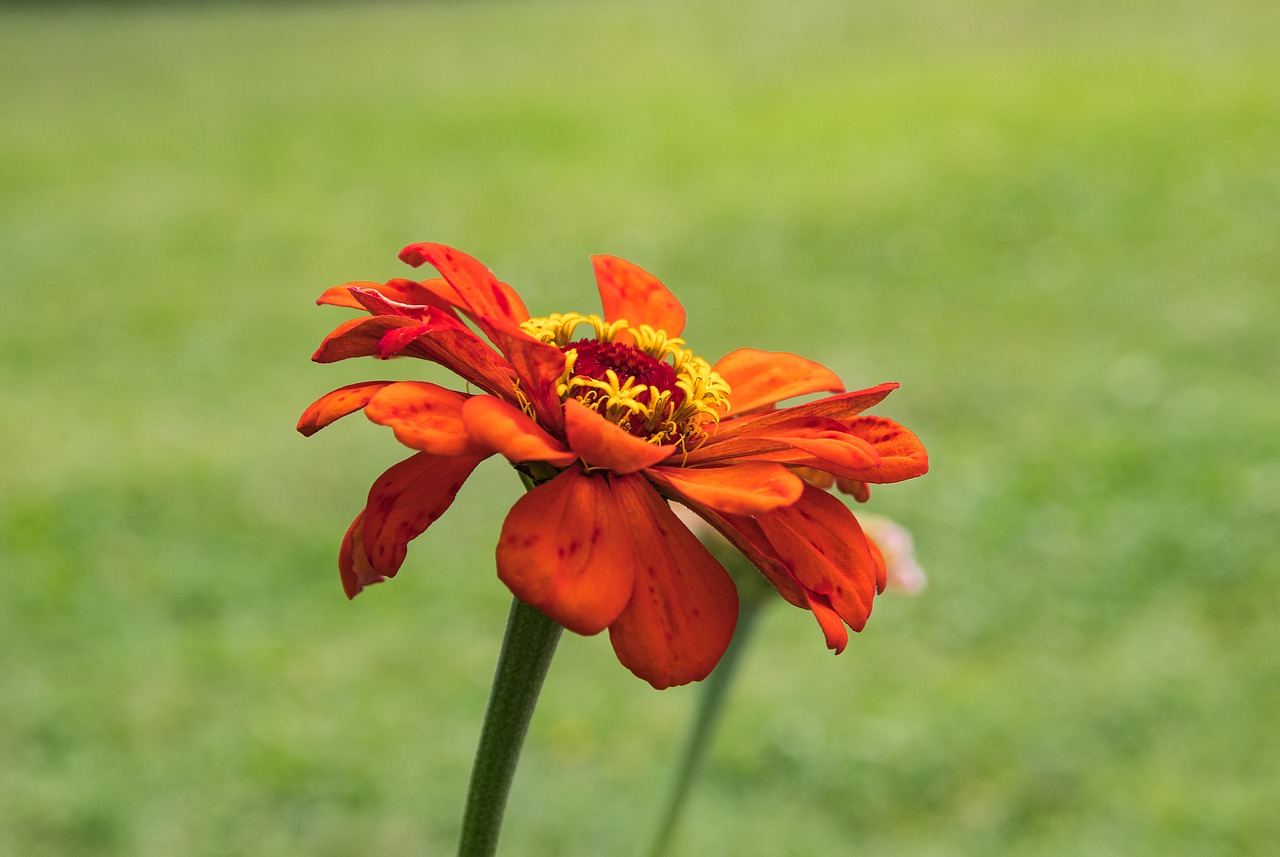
[299,243,928,688]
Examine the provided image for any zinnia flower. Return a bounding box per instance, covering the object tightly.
[299,243,928,689]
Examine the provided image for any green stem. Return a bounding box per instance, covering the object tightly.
[457,597,563,857]
[645,598,764,857]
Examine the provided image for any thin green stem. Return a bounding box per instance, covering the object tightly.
[645,598,764,857]
[456,596,563,857]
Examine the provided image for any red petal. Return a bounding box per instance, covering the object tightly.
[311,316,425,363]
[298,381,394,436]
[681,502,808,609]
[563,399,675,474]
[755,487,880,632]
[606,476,738,689]
[338,509,383,598]
[461,396,577,466]
[647,462,803,515]
[398,242,530,326]
[364,382,485,456]
[591,255,686,337]
[318,278,459,314]
[318,313,521,405]
[362,451,484,578]
[804,591,849,654]
[485,326,567,433]
[495,470,638,635]
[713,348,844,415]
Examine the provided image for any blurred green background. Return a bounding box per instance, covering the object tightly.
[3,1,1277,854]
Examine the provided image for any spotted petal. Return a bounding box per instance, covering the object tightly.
[606,475,739,689]
[834,416,930,483]
[361,451,485,579]
[364,382,485,456]
[496,469,638,635]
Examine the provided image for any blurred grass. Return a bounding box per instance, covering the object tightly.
[2,0,1278,855]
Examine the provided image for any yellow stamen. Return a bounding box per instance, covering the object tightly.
[520,312,731,452]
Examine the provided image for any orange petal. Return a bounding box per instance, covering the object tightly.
[713,348,844,414]
[338,509,383,598]
[836,416,929,483]
[495,470,638,635]
[605,476,738,689]
[365,382,485,456]
[591,255,686,336]
[398,242,530,326]
[756,487,880,632]
[647,462,803,515]
[362,451,485,578]
[563,399,676,475]
[461,396,577,466]
[298,381,394,436]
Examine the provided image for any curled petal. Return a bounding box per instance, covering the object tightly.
[311,316,426,363]
[349,287,436,321]
[365,382,485,456]
[362,451,485,578]
[461,396,577,466]
[298,381,393,436]
[592,255,686,337]
[339,510,383,598]
[713,348,844,414]
[496,470,637,635]
[605,476,738,689]
[836,417,929,483]
[563,399,676,475]
[648,462,803,515]
[399,242,530,326]
[317,278,460,313]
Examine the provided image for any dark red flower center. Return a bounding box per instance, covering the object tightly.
[568,340,679,396]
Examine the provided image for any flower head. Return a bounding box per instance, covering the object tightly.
[299,243,928,688]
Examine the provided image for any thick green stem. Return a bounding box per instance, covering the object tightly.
[457,597,563,857]
[645,598,764,857]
